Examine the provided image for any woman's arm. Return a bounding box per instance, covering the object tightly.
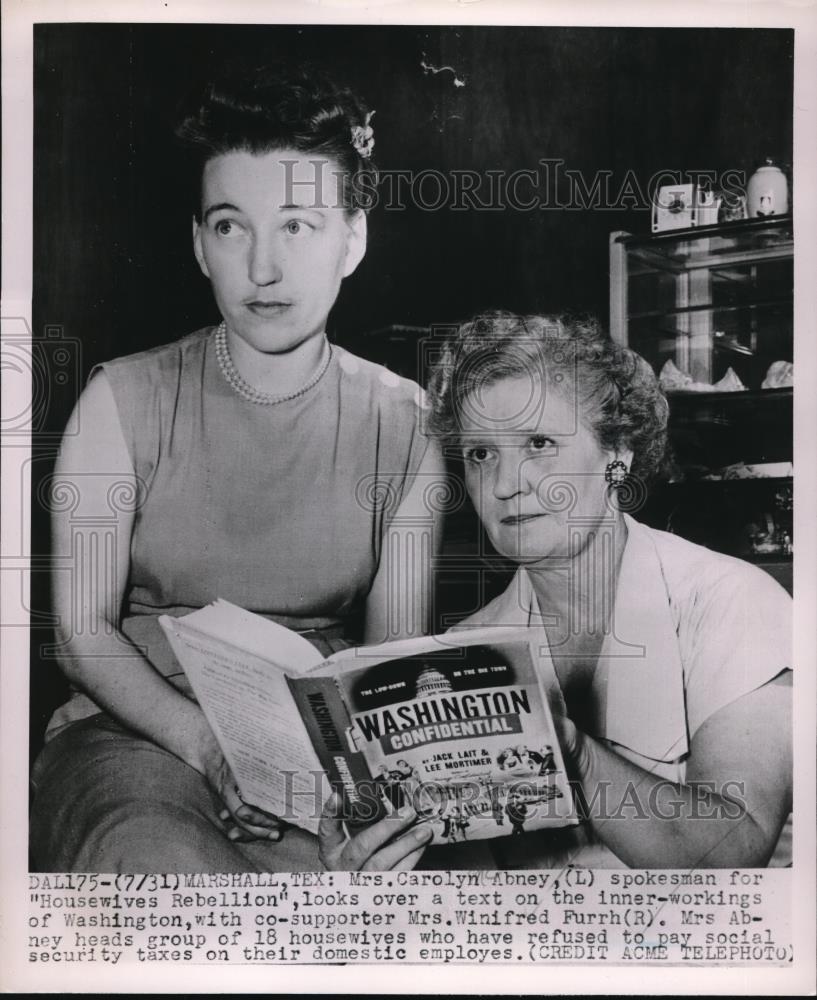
[559,671,792,868]
[363,439,446,644]
[315,440,444,867]
[51,372,278,840]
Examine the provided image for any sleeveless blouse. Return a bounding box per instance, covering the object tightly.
[47,327,430,736]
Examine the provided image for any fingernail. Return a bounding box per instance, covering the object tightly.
[228,828,240,841]
[268,829,281,842]
[414,824,432,841]
[397,804,415,820]
[219,809,230,821]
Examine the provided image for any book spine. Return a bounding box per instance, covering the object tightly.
[287,675,387,831]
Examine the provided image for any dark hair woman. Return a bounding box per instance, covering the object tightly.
[30,63,442,873]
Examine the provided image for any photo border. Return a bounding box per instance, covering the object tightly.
[2,0,815,994]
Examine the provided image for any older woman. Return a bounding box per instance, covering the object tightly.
[30,63,443,873]
[419,311,792,869]
[318,311,792,871]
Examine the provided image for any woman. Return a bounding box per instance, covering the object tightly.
[30,62,443,873]
[320,311,792,870]
[430,311,792,869]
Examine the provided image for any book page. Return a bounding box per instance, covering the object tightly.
[160,617,326,832]
[178,599,325,674]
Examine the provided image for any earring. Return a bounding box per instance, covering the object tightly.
[605,459,629,487]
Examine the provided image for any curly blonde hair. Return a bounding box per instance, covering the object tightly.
[426,311,670,483]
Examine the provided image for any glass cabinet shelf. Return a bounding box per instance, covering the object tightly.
[619,216,792,271]
[610,216,793,390]
[610,218,793,587]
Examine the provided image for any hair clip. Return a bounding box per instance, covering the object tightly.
[351,110,376,159]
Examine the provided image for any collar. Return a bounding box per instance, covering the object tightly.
[503,514,689,763]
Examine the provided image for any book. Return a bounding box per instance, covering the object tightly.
[159,601,578,845]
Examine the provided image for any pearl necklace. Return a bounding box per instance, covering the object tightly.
[213,322,332,405]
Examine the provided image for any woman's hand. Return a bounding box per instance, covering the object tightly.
[318,793,433,870]
[207,752,285,844]
[550,710,591,777]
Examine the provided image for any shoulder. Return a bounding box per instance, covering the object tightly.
[83,328,213,472]
[629,519,792,735]
[96,328,211,383]
[333,345,428,415]
[639,520,790,619]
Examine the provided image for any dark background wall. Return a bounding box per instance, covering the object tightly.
[30,23,794,747]
[34,24,793,381]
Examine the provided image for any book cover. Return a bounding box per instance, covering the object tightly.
[327,639,577,845]
[159,604,578,844]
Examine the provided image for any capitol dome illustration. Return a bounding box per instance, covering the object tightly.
[415,665,453,698]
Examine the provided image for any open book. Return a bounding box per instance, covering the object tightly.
[159,602,578,845]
